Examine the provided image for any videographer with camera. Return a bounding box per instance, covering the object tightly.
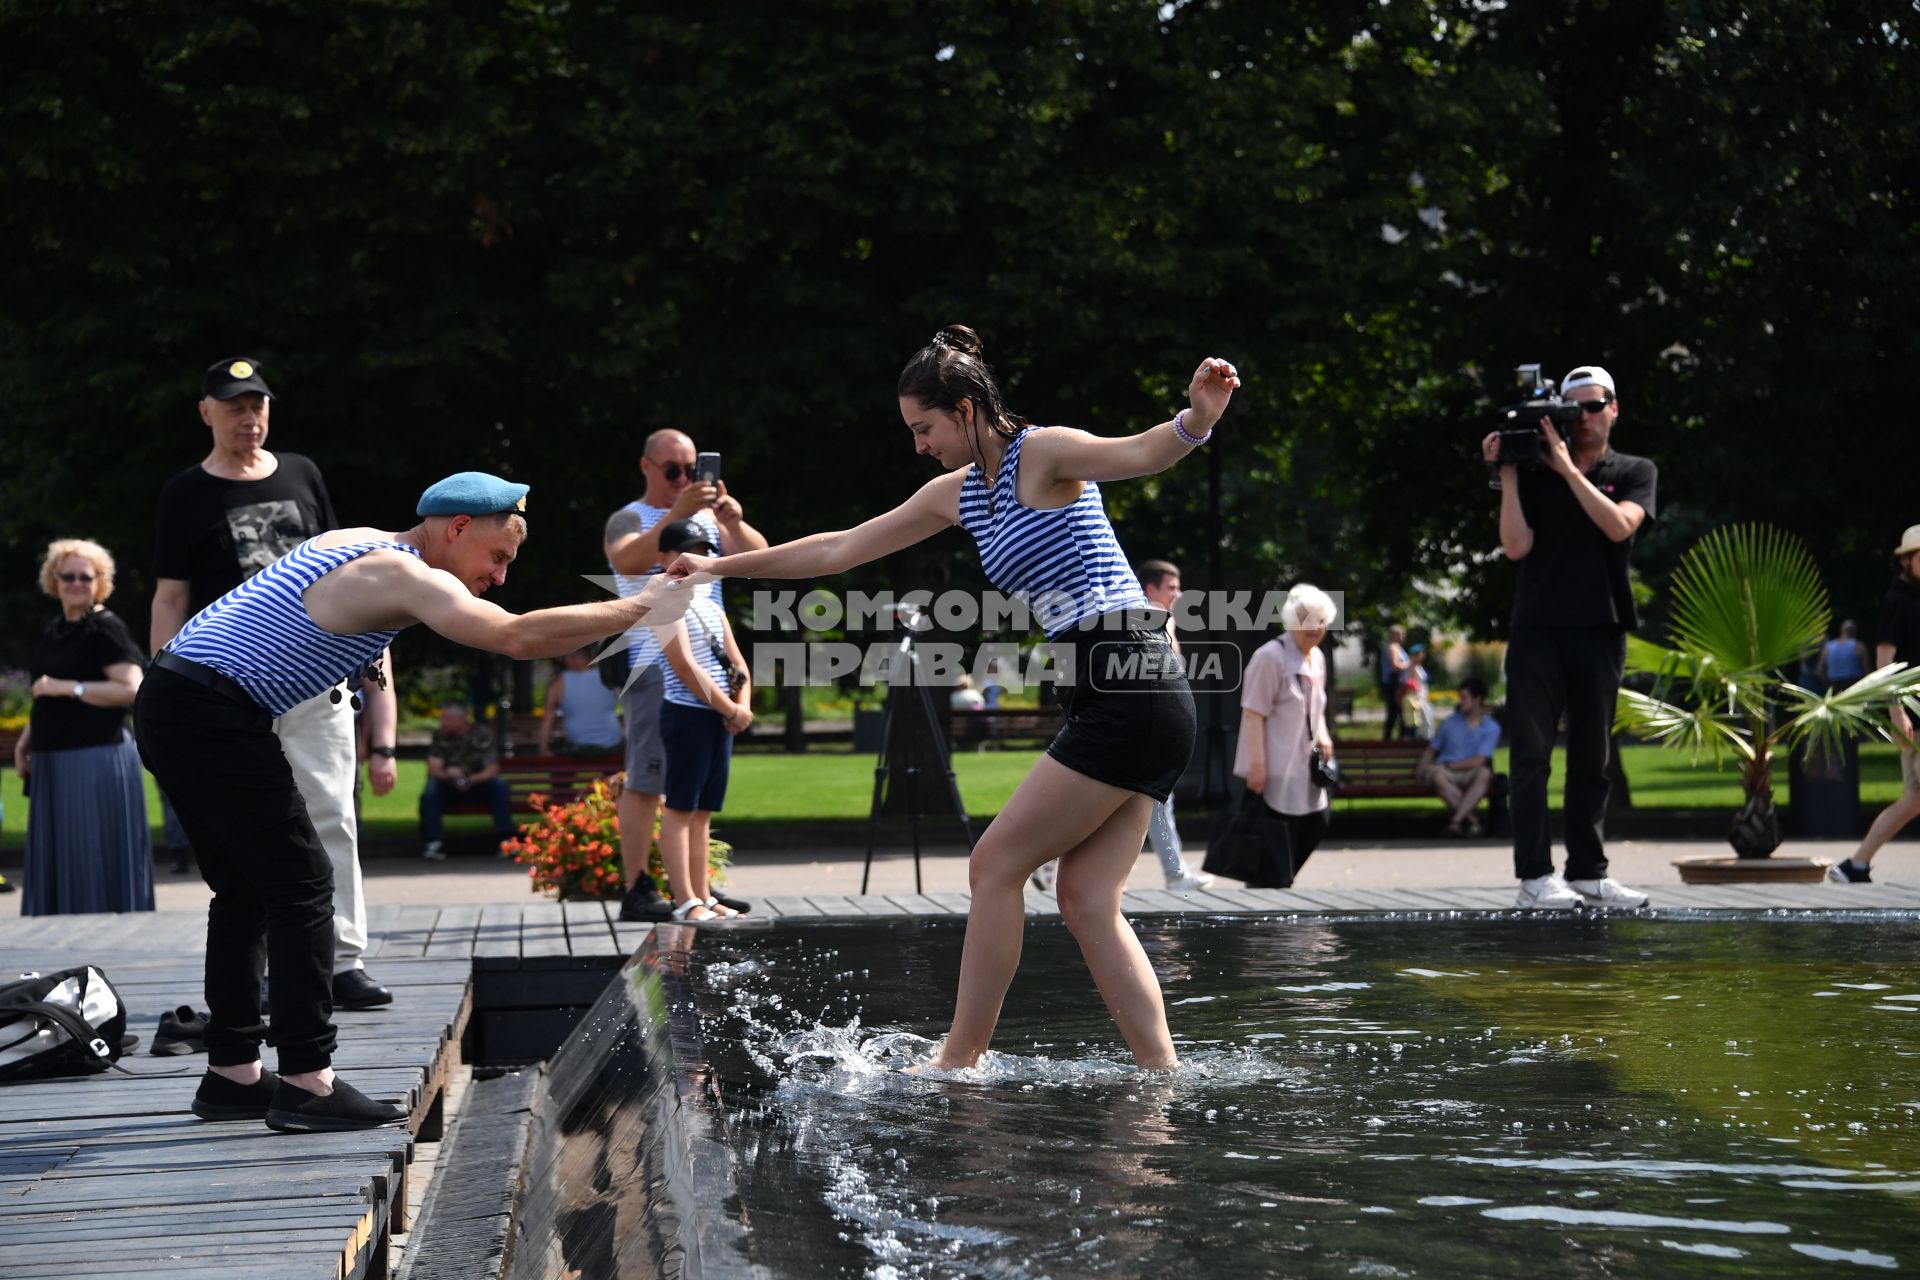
[1481,365,1655,911]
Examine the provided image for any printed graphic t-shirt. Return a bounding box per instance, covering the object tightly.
[152,454,338,614]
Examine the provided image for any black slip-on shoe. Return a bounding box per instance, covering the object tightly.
[265,1077,407,1134]
[618,883,675,923]
[331,969,394,1010]
[153,1005,208,1056]
[192,1068,283,1121]
[711,892,752,915]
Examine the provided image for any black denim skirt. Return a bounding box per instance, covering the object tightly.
[1044,618,1197,802]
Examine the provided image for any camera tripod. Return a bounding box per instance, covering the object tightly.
[862,615,976,893]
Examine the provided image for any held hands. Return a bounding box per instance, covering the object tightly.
[1186,357,1241,432]
[724,703,754,736]
[664,552,718,583]
[633,570,702,627]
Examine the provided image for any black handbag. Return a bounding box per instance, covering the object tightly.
[1203,791,1297,889]
[1300,673,1342,791]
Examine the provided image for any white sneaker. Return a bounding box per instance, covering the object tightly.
[1569,877,1649,910]
[1029,860,1057,892]
[1165,867,1215,892]
[422,840,446,862]
[1515,873,1582,910]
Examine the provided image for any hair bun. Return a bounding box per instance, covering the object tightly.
[933,324,984,359]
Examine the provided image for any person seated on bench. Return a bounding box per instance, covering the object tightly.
[420,699,513,859]
[1416,676,1501,836]
[536,646,625,757]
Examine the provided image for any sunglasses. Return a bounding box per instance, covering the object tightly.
[655,462,701,482]
[1573,395,1614,414]
[58,572,96,584]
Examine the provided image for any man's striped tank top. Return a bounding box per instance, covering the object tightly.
[168,537,420,716]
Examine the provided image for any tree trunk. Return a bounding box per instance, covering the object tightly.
[1730,746,1782,857]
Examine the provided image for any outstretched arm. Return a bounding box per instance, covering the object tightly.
[1022,357,1239,486]
[668,471,960,581]
[322,555,698,661]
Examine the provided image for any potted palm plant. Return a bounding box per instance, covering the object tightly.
[1615,524,1920,880]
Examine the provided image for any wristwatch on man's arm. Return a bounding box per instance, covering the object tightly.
[369,745,397,759]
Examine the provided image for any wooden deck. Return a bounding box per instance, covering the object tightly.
[2,884,1917,1278]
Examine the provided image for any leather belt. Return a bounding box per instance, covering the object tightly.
[153,649,262,710]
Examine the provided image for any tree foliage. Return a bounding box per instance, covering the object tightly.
[2,1,1915,665]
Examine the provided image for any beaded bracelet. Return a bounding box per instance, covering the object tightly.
[1173,408,1213,447]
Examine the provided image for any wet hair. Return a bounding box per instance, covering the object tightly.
[897,325,1028,470]
[1138,559,1180,588]
[1459,677,1489,701]
[470,511,529,540]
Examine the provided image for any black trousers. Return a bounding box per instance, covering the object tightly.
[134,667,337,1073]
[1505,625,1626,882]
[1380,675,1404,739]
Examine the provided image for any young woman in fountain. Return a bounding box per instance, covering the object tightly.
[667,325,1238,1071]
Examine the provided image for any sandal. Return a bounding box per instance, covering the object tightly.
[1462,815,1483,837]
[671,898,714,921]
[702,897,739,918]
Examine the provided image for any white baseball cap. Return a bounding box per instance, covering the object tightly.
[1561,365,1616,397]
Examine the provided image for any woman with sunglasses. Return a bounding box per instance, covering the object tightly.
[16,539,154,914]
[668,325,1238,1071]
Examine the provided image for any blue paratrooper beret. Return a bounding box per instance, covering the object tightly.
[416,471,530,518]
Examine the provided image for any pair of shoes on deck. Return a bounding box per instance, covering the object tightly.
[193,1069,406,1132]
[1515,873,1649,911]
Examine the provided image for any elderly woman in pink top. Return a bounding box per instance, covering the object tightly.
[1234,584,1338,872]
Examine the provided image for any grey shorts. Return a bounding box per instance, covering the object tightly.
[621,665,666,796]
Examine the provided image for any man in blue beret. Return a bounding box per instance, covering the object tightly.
[137,472,695,1133]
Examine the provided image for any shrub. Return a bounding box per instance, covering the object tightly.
[503,773,732,901]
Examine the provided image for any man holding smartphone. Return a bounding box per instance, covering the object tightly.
[603,428,767,920]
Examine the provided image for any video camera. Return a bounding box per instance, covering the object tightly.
[1491,363,1586,469]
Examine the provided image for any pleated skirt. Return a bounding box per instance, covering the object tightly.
[22,730,155,915]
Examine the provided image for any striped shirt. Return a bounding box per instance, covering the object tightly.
[956,428,1148,637]
[609,500,723,670]
[660,595,731,710]
[168,537,420,716]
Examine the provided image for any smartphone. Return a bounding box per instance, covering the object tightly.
[696,452,722,486]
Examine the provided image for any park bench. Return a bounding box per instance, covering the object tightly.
[442,753,623,818]
[1334,738,1507,822]
[948,706,1062,750]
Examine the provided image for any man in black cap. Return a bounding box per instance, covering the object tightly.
[151,358,397,1011]
[139,472,695,1131]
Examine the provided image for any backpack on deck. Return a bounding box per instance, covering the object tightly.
[0,966,130,1082]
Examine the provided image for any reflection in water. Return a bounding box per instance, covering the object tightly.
[674,916,1920,1278]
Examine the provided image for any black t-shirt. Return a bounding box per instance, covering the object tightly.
[1876,578,1920,667]
[1511,449,1658,630]
[152,454,337,615]
[28,608,146,750]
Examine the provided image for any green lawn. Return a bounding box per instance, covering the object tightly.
[1,742,1904,849]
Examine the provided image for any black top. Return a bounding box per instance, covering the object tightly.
[152,454,337,615]
[1511,450,1658,630]
[1877,578,1920,667]
[28,609,146,751]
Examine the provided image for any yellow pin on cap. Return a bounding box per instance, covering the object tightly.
[229,360,253,378]
[514,495,527,511]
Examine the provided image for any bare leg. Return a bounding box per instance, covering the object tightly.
[1457,767,1493,825]
[1853,790,1920,868]
[617,788,661,890]
[657,807,712,917]
[926,757,1139,1070]
[684,811,735,914]
[1055,793,1175,1068]
[1430,771,1465,824]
